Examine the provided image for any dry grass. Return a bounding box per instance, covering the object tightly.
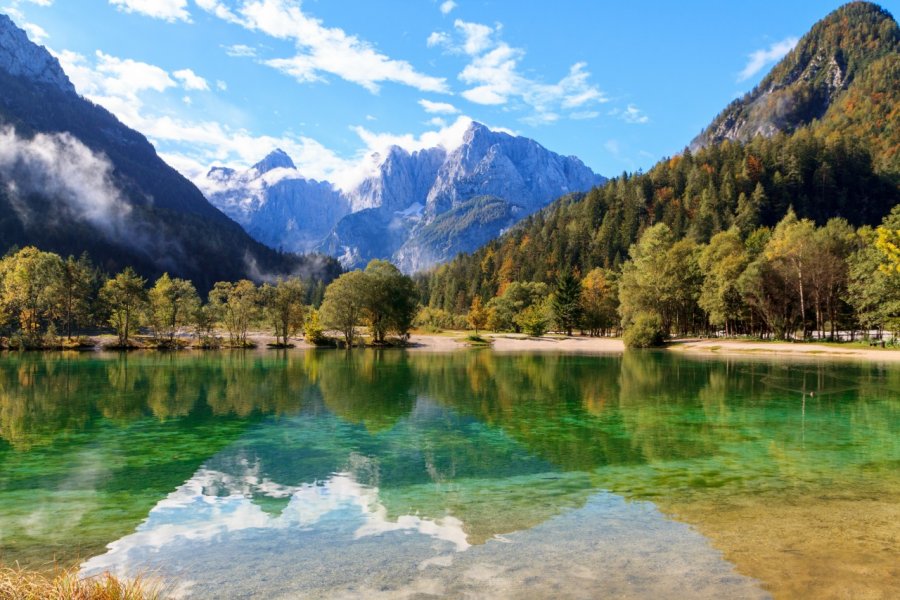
[0,564,163,600]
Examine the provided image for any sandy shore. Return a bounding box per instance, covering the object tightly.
[406,333,900,361]
[670,338,900,361]
[176,329,900,362]
[408,333,624,354]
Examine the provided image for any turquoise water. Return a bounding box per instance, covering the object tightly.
[0,350,897,598]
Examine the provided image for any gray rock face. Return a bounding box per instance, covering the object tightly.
[690,50,848,151]
[0,14,74,94]
[426,122,599,218]
[203,122,604,272]
[347,146,446,212]
[202,151,350,252]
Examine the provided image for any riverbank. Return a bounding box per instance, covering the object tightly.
[5,331,900,362]
[668,338,900,361]
[406,332,900,361]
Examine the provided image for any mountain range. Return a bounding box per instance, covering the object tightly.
[1,2,896,292]
[201,123,604,273]
[0,14,340,290]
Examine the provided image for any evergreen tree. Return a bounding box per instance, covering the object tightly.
[551,270,583,336]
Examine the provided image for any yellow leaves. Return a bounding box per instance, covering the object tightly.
[875,226,900,273]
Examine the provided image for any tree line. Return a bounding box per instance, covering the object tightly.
[0,248,419,350]
[419,206,900,348]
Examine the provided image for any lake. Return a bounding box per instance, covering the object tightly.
[0,350,897,598]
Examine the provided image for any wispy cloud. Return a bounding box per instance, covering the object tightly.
[439,0,456,15]
[223,43,257,57]
[197,0,447,94]
[21,21,48,42]
[429,18,607,124]
[609,104,649,125]
[108,0,191,23]
[53,48,346,183]
[173,68,209,91]
[738,36,798,82]
[418,99,459,114]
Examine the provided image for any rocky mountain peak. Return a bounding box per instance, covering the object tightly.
[253,148,296,173]
[205,123,604,273]
[0,14,75,94]
[691,1,899,150]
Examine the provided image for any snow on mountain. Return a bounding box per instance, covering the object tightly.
[202,122,605,272]
[200,150,350,252]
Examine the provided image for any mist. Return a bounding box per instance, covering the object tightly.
[0,125,131,236]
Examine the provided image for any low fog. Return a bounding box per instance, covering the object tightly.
[0,125,131,235]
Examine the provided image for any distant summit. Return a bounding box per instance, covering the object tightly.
[253,149,296,173]
[203,120,605,272]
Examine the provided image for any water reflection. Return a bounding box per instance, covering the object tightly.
[0,350,897,597]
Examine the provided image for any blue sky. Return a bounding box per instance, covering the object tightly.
[3,0,897,188]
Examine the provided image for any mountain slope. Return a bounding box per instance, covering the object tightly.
[691,1,899,172]
[0,14,340,289]
[204,122,604,272]
[421,1,900,310]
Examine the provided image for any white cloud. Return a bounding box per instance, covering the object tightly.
[2,1,52,41]
[52,48,353,187]
[738,37,798,82]
[352,115,474,158]
[195,0,239,21]
[455,19,494,54]
[612,104,649,125]
[426,31,450,48]
[198,0,447,94]
[216,79,228,91]
[173,68,210,91]
[56,50,176,106]
[439,0,456,15]
[427,116,447,128]
[435,19,607,124]
[418,99,459,114]
[21,22,48,42]
[108,0,191,23]
[224,43,257,57]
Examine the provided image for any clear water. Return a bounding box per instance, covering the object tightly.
[0,350,897,598]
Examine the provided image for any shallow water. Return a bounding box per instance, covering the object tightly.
[0,350,897,598]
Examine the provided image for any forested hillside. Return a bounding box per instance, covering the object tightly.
[418,2,900,341]
[692,2,899,165]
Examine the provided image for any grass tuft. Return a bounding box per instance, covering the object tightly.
[0,563,163,600]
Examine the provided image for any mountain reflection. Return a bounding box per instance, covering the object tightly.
[0,350,898,574]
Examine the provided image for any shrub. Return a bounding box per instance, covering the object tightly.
[303,309,330,346]
[414,306,460,332]
[515,304,549,337]
[623,312,666,348]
